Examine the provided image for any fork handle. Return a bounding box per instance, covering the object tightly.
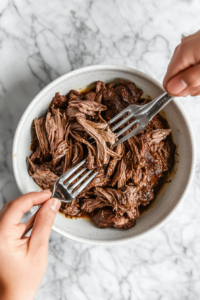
[21,205,41,238]
[144,92,173,121]
[21,192,61,238]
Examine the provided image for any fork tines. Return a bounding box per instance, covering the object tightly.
[108,105,142,148]
[59,159,98,198]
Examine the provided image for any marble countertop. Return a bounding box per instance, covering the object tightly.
[0,0,200,299]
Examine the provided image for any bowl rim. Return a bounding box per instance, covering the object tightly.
[12,64,196,245]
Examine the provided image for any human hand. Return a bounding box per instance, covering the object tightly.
[163,30,200,97]
[0,191,61,300]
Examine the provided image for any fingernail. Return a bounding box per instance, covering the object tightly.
[167,77,187,94]
[50,198,61,212]
[41,189,52,194]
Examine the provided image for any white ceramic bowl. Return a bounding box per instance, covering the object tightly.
[13,65,195,245]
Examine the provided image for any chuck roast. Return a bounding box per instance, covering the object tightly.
[28,80,175,230]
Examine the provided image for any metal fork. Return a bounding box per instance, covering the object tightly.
[22,159,98,237]
[109,92,173,148]
[52,158,98,202]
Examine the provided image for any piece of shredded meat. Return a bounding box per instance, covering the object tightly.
[28,80,175,229]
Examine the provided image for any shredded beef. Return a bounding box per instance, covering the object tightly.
[28,80,175,229]
[85,91,96,102]
[77,116,120,166]
[67,99,107,117]
[34,117,50,159]
[72,142,84,165]
[60,199,81,217]
[52,92,68,109]
[27,158,59,189]
[92,208,136,229]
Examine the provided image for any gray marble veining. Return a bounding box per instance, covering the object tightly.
[0,0,200,299]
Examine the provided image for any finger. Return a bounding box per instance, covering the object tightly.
[29,198,61,253]
[174,85,200,98]
[163,42,194,89]
[0,190,52,227]
[163,32,200,89]
[166,63,200,96]
[17,210,39,238]
[189,86,200,96]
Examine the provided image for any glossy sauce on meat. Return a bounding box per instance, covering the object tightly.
[28,80,175,230]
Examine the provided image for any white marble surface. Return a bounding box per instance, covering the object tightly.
[0,0,200,299]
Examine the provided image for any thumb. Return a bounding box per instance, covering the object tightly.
[166,63,200,96]
[29,198,61,252]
